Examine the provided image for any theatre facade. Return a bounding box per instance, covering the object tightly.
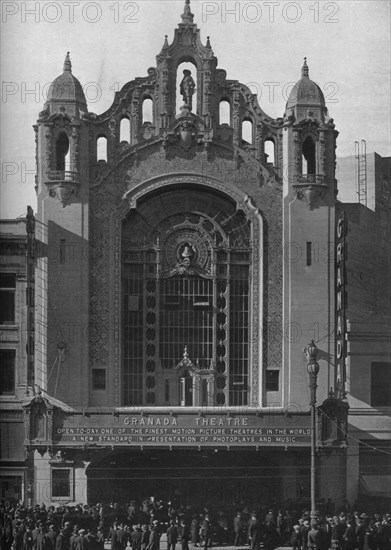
[1,1,351,508]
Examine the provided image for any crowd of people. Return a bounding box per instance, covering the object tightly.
[1,497,390,550]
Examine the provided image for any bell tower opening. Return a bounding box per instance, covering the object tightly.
[302,136,316,175]
[55,132,70,171]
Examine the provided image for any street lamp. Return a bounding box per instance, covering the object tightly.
[305,340,320,521]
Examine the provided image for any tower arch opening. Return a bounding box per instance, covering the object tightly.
[302,135,316,175]
[55,132,70,171]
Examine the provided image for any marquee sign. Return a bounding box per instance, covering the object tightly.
[53,412,311,448]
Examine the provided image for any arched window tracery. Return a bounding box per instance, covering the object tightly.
[121,188,260,408]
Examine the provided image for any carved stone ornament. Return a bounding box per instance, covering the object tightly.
[178,120,195,149]
[293,180,328,209]
[168,239,207,277]
[46,181,80,207]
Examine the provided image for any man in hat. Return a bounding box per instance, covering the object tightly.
[75,528,87,550]
[301,520,310,550]
[307,520,320,550]
[36,525,49,550]
[233,512,243,547]
[248,513,261,550]
[69,526,79,550]
[55,528,68,550]
[47,524,58,549]
[167,519,178,550]
[200,516,212,550]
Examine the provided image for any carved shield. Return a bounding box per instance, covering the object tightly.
[179,127,193,148]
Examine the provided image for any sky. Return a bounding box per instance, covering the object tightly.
[1,0,390,218]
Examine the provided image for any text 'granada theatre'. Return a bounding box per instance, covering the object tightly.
[28,1,348,507]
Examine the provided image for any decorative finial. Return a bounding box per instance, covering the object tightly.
[301,57,309,78]
[183,346,188,358]
[181,0,194,24]
[206,36,211,49]
[163,35,169,49]
[63,52,72,73]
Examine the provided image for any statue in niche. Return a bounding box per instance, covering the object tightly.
[180,70,196,111]
[32,403,46,439]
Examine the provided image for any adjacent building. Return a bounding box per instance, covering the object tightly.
[336,151,391,508]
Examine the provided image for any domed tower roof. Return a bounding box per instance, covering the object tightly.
[285,58,327,122]
[45,52,87,115]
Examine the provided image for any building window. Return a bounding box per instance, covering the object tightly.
[122,188,257,407]
[265,370,279,392]
[306,242,312,266]
[97,136,107,162]
[51,468,72,499]
[264,139,275,165]
[242,119,253,145]
[0,350,16,395]
[120,118,131,143]
[0,274,16,325]
[371,362,391,406]
[92,369,106,391]
[142,98,153,123]
[0,475,23,502]
[219,100,231,125]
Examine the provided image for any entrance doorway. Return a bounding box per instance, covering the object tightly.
[86,449,282,511]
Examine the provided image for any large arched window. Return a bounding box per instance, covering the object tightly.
[121,188,259,408]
